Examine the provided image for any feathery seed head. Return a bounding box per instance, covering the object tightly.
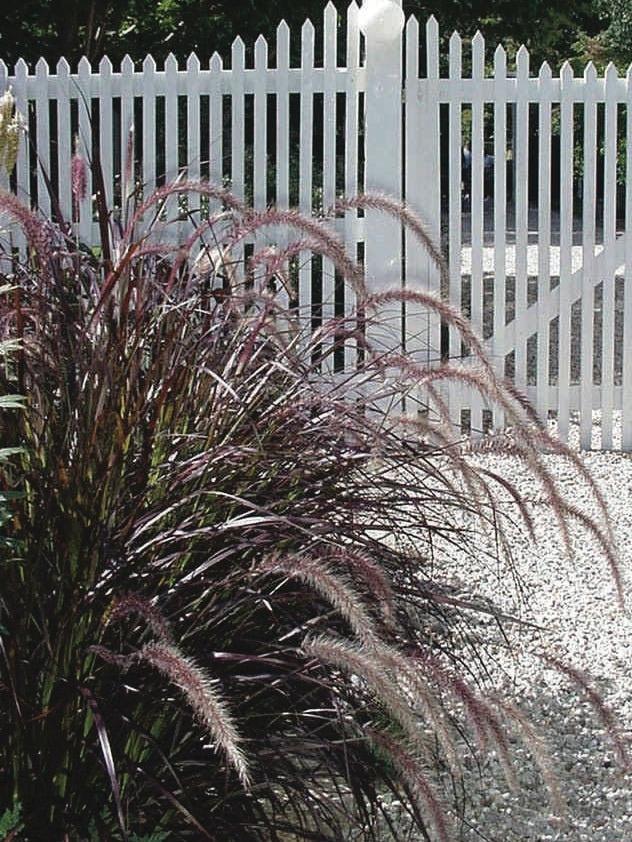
[72,137,88,205]
[139,641,251,787]
[0,88,23,176]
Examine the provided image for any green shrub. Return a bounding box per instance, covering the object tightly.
[0,171,622,841]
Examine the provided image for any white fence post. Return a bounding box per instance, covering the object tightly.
[359,0,405,368]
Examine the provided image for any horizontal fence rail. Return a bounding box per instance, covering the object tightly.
[2,2,632,449]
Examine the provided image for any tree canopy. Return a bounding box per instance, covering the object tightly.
[0,0,623,70]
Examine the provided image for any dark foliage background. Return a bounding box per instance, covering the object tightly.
[0,0,622,71]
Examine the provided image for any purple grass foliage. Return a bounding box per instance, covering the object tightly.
[0,172,625,841]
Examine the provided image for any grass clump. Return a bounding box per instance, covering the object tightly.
[0,163,624,841]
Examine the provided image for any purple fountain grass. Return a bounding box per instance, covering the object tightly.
[302,635,426,751]
[367,728,453,842]
[137,641,251,788]
[540,654,629,768]
[0,189,53,278]
[260,553,380,646]
[105,593,174,644]
[0,173,626,840]
[71,140,88,207]
[494,695,567,818]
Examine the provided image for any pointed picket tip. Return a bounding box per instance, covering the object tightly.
[78,55,92,74]
[494,43,507,75]
[231,37,246,71]
[516,44,529,74]
[232,35,246,54]
[277,19,290,38]
[626,62,632,82]
[142,54,156,72]
[210,51,222,71]
[324,1,338,22]
[560,60,574,80]
[583,60,598,81]
[448,31,462,77]
[164,53,178,71]
[0,59,8,76]
[186,52,200,71]
[302,18,316,37]
[604,61,619,80]
[426,14,439,48]
[405,13,419,44]
[35,56,50,74]
[15,58,29,76]
[254,34,268,67]
[56,57,71,75]
[405,13,419,52]
[471,30,484,75]
[277,20,290,66]
[121,54,135,73]
[538,60,553,80]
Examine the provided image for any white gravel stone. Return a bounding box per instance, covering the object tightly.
[434,418,632,841]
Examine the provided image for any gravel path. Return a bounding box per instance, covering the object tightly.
[438,422,632,841]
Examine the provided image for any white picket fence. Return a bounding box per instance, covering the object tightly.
[2,1,632,449]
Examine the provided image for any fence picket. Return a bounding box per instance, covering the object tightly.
[121,54,135,222]
[320,2,338,371]
[56,59,73,224]
[404,16,439,417]
[536,62,553,425]
[298,20,315,337]
[163,53,179,233]
[98,57,114,214]
[601,63,619,448]
[557,62,575,444]
[492,44,508,432]
[0,60,7,196]
[580,62,598,449]
[34,59,51,219]
[469,32,485,437]
[141,55,156,205]
[447,31,463,430]
[275,20,291,314]
[344,1,361,373]
[514,46,530,400]
[185,52,201,235]
[77,57,93,243]
[276,21,291,211]
[623,66,632,448]
[209,52,223,210]
[230,38,246,276]
[253,35,268,213]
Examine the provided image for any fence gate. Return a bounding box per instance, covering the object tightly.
[398,15,632,451]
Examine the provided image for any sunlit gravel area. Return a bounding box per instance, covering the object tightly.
[435,416,632,841]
